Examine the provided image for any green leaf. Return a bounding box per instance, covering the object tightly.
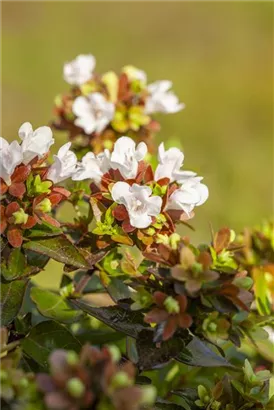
[25,250,50,269]
[176,337,236,369]
[106,278,131,302]
[70,299,149,338]
[23,235,89,269]
[21,320,81,368]
[1,248,25,280]
[31,288,82,324]
[0,279,28,326]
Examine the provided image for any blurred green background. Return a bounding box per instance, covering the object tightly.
[2,1,273,286]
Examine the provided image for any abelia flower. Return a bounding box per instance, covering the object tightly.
[111,182,162,229]
[47,142,77,183]
[167,177,209,216]
[72,93,115,134]
[72,150,111,184]
[63,54,96,85]
[145,80,185,114]
[155,142,185,182]
[18,122,54,165]
[0,138,23,185]
[144,291,192,341]
[110,136,147,179]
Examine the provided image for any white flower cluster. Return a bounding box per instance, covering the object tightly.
[0,122,78,186]
[62,54,184,135]
[73,136,208,229]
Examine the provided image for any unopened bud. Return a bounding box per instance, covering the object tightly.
[66,351,79,366]
[35,198,52,213]
[140,385,157,405]
[66,377,85,398]
[13,208,28,225]
[164,296,180,314]
[111,371,132,389]
[169,233,181,250]
[107,345,121,363]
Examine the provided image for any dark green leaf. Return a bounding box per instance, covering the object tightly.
[176,337,236,369]
[23,235,89,269]
[155,399,185,409]
[25,250,50,269]
[136,330,187,371]
[1,248,25,280]
[172,389,199,410]
[0,279,28,326]
[31,288,82,323]
[73,328,124,345]
[21,320,82,368]
[106,277,131,302]
[70,299,150,338]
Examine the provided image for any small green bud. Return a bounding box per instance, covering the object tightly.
[164,296,180,314]
[169,233,181,250]
[145,227,156,236]
[107,345,121,363]
[103,139,114,151]
[35,198,52,213]
[13,208,29,225]
[19,377,29,388]
[192,262,203,274]
[208,322,218,333]
[66,377,85,398]
[229,229,236,243]
[111,371,132,389]
[66,351,79,366]
[156,234,169,245]
[140,385,157,405]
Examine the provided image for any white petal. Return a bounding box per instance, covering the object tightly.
[147,195,162,216]
[111,181,131,203]
[135,141,147,161]
[196,183,209,206]
[75,117,96,134]
[72,97,91,117]
[18,122,33,140]
[147,80,172,94]
[57,142,72,159]
[129,213,152,229]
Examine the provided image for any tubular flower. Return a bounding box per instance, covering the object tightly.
[18,122,54,165]
[47,142,78,183]
[52,55,184,154]
[0,138,23,185]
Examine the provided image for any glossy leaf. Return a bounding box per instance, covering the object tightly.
[1,279,28,325]
[1,248,25,280]
[23,235,89,269]
[31,288,82,323]
[21,320,81,368]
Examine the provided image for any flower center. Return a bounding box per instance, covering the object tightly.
[131,198,145,213]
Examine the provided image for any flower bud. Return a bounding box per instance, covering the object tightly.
[107,345,121,363]
[111,371,132,389]
[164,296,180,314]
[66,351,79,366]
[169,233,181,250]
[13,208,29,225]
[35,198,52,213]
[140,385,157,406]
[66,377,85,398]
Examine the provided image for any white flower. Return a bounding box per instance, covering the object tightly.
[47,142,77,183]
[72,93,115,134]
[145,80,185,114]
[63,54,96,86]
[110,136,147,179]
[111,182,162,229]
[155,142,185,182]
[18,122,54,165]
[0,138,23,185]
[167,177,209,215]
[122,65,147,84]
[72,149,111,184]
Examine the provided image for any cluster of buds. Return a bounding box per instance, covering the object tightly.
[52,53,185,154]
[0,122,74,247]
[70,136,208,251]
[37,344,156,410]
[194,359,272,409]
[126,228,254,342]
[234,221,274,314]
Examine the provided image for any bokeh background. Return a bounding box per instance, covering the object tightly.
[2,1,273,286]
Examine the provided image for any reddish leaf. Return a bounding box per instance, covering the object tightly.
[47,193,63,206]
[11,165,31,183]
[7,226,23,248]
[5,202,20,217]
[0,205,7,233]
[144,308,169,324]
[178,312,193,329]
[213,227,231,254]
[8,182,26,198]
[143,164,154,183]
[177,295,188,312]
[157,177,170,186]
[0,179,8,195]
[51,186,71,198]
[163,316,178,341]
[122,219,135,233]
[40,213,60,227]
[22,215,38,229]
[112,204,128,221]
[153,291,167,307]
